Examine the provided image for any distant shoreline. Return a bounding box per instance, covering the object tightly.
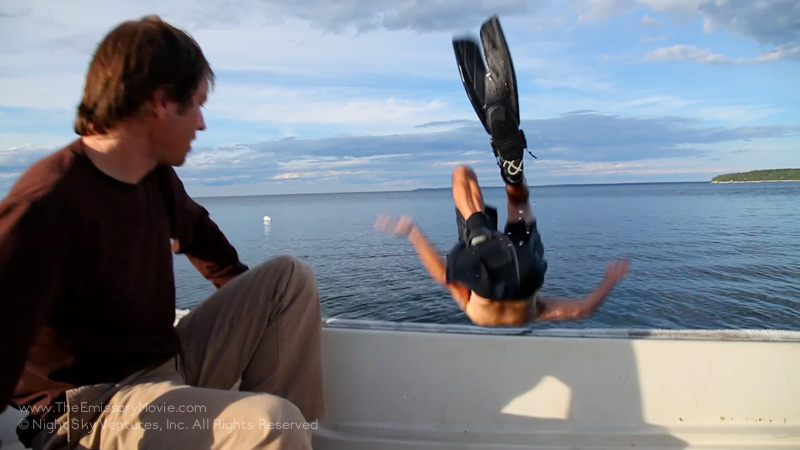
[710,168,800,183]
[711,179,800,184]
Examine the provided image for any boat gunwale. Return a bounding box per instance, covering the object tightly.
[321,317,800,342]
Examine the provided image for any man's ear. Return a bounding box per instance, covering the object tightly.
[150,87,170,119]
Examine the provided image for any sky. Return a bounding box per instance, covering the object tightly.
[1,0,799,197]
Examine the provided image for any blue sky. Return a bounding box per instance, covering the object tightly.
[1,0,798,197]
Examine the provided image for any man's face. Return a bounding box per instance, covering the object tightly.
[152,79,208,166]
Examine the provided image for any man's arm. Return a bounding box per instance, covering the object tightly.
[375,214,471,311]
[163,168,248,287]
[535,258,629,321]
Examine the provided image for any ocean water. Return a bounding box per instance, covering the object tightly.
[174,182,800,330]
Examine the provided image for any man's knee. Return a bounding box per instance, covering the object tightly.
[257,395,312,448]
[252,255,316,287]
[247,255,319,313]
[273,255,314,278]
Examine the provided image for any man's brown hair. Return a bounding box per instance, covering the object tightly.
[75,15,214,135]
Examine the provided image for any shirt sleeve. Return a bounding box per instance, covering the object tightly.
[163,168,248,288]
[0,198,70,412]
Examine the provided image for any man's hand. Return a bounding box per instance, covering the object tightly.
[375,214,416,238]
[605,258,630,283]
[375,214,451,288]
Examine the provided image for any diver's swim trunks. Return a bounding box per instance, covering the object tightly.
[446,206,547,301]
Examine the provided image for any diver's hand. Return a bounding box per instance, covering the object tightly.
[375,214,416,238]
[605,258,630,283]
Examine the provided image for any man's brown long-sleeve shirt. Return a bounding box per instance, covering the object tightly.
[0,140,248,415]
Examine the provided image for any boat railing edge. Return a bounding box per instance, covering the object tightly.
[320,317,800,342]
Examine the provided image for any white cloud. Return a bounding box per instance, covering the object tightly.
[533,74,614,92]
[643,45,731,64]
[576,0,636,22]
[539,159,728,177]
[181,174,251,183]
[273,172,301,180]
[0,144,53,167]
[611,94,782,126]
[614,95,694,111]
[273,169,370,181]
[643,44,799,64]
[755,44,800,62]
[211,84,451,130]
[183,146,255,168]
[694,0,800,46]
[246,0,539,33]
[277,154,409,171]
[574,0,800,47]
[692,105,782,124]
[639,14,661,28]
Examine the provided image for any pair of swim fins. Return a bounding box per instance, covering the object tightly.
[453,16,531,184]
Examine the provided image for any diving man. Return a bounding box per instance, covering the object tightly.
[376,16,629,326]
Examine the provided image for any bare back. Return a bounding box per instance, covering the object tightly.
[465,292,535,327]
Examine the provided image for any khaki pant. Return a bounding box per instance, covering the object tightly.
[34,255,325,449]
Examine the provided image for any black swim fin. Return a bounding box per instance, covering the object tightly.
[453,16,533,185]
[480,16,520,131]
[453,16,521,135]
[453,38,489,134]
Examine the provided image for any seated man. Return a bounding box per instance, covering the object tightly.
[376,165,629,327]
[1,16,324,449]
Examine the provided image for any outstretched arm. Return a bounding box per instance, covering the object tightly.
[375,214,471,311]
[535,258,629,321]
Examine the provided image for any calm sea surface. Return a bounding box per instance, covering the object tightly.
[174,182,800,330]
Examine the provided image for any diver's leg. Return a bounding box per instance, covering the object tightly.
[453,166,496,245]
[452,165,485,219]
[505,176,534,226]
[504,176,547,301]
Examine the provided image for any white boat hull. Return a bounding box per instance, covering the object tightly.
[313,320,800,449]
[3,320,799,449]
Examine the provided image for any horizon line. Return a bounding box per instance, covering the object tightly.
[193,180,713,199]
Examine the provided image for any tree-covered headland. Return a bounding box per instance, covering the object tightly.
[711,168,800,183]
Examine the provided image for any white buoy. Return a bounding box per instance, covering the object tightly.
[263,216,272,223]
